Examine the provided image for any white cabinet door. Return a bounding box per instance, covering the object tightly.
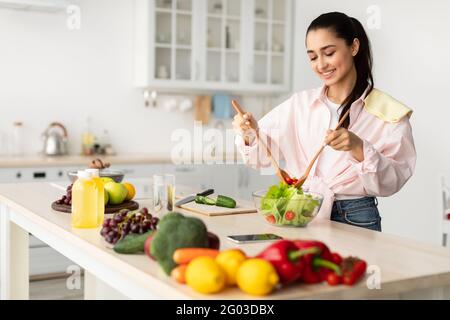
[134,0,293,94]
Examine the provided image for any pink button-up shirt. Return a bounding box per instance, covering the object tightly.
[236,86,416,219]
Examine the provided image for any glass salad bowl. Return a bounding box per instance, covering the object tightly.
[252,187,323,227]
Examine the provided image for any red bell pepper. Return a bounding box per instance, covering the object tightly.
[293,240,341,284]
[257,240,320,284]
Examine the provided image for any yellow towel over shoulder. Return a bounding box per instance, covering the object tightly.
[364,89,413,123]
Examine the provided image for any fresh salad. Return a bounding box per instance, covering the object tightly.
[260,183,321,226]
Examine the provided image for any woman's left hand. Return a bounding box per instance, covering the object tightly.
[325,128,365,162]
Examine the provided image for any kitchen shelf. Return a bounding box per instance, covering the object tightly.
[155,43,172,49]
[155,8,172,14]
[272,20,285,25]
[175,44,192,50]
[175,9,192,15]
[253,51,284,57]
[207,13,222,19]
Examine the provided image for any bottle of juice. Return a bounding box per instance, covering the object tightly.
[85,168,105,226]
[71,171,98,228]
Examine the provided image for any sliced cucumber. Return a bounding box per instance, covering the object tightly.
[195,196,216,205]
[216,195,236,208]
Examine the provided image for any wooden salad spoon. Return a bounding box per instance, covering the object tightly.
[294,107,352,189]
[231,100,293,185]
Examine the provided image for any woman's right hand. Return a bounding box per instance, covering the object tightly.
[232,112,259,146]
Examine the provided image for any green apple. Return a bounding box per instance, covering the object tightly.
[104,182,128,205]
[101,177,114,185]
[104,189,109,205]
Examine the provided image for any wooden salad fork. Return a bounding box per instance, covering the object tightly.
[231,100,293,185]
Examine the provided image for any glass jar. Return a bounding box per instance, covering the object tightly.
[12,122,24,156]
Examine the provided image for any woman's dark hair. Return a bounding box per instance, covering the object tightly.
[306,12,374,129]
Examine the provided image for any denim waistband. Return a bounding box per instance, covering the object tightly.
[333,197,378,212]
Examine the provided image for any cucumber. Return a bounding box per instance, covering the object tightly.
[216,195,236,208]
[195,196,216,205]
[113,231,154,254]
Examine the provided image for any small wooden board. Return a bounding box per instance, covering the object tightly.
[51,201,139,214]
[178,200,257,217]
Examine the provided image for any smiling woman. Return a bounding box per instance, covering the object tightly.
[233,12,416,232]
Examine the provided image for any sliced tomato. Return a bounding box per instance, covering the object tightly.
[326,273,342,286]
[266,215,276,224]
[285,211,295,221]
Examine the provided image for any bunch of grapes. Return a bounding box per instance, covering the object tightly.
[55,184,73,206]
[100,207,159,245]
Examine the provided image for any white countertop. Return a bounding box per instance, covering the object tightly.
[0,153,239,168]
[2,181,450,299]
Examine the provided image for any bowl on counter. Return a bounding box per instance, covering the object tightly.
[252,189,323,227]
[67,170,124,183]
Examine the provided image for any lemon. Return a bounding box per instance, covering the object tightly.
[236,259,279,296]
[186,256,226,294]
[122,182,136,201]
[216,249,247,286]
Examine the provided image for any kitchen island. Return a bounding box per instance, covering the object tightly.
[1,182,450,300]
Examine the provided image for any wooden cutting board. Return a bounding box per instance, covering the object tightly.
[51,200,139,214]
[177,196,257,216]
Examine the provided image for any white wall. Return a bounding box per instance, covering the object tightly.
[293,0,450,244]
[0,0,223,156]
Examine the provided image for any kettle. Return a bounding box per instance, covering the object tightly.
[42,122,68,156]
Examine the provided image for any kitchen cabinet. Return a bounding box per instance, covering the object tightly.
[0,166,83,183]
[134,0,293,94]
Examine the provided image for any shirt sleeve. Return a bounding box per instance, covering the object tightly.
[348,117,416,197]
[235,98,289,169]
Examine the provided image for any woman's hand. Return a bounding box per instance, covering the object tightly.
[232,112,259,146]
[325,128,365,162]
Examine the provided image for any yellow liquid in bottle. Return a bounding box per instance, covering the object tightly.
[71,177,98,228]
[92,177,105,226]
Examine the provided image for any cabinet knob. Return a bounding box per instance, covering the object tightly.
[16,172,22,179]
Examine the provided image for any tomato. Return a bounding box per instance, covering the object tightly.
[326,273,342,286]
[285,178,298,185]
[266,215,276,224]
[342,260,367,286]
[285,211,295,221]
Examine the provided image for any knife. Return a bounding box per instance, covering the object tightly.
[175,189,215,207]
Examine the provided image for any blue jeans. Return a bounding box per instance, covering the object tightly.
[330,197,382,232]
